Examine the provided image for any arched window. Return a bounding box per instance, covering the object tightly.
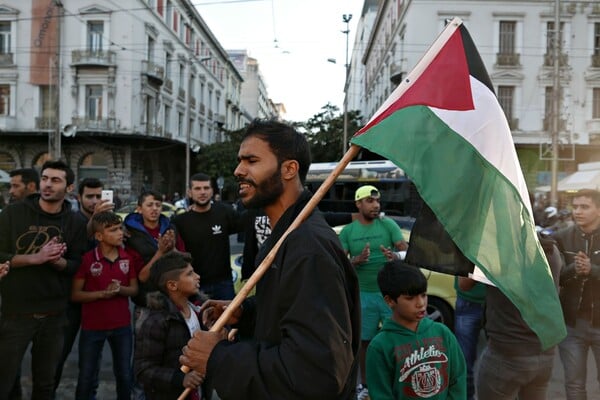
[79,152,108,181]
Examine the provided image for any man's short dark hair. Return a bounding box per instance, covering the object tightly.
[190,173,212,188]
[572,189,600,208]
[137,189,163,206]
[78,177,103,196]
[9,168,40,190]
[91,211,122,233]
[243,119,311,184]
[378,260,427,299]
[150,252,193,293]
[41,160,75,186]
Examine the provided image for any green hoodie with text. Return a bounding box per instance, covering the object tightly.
[366,317,466,400]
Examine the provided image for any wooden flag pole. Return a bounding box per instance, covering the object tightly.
[177,144,361,400]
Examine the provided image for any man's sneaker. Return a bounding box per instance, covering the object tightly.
[356,384,370,400]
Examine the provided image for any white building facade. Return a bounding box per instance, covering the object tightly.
[0,0,248,198]
[352,0,600,187]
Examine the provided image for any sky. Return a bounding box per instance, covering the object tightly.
[195,0,365,122]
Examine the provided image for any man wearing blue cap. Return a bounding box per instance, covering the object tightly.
[339,185,408,400]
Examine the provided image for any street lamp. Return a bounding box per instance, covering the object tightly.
[342,13,352,154]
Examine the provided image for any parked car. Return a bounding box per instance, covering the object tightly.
[115,201,185,220]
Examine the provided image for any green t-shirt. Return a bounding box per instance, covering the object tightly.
[339,217,404,292]
[454,277,486,304]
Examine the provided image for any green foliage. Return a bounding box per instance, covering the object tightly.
[192,105,363,199]
[301,103,363,162]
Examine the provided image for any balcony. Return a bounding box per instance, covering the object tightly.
[178,87,185,101]
[199,103,205,115]
[146,123,163,136]
[0,53,14,66]
[496,53,520,66]
[543,53,568,67]
[35,116,57,129]
[543,116,566,132]
[592,54,600,68]
[142,60,164,84]
[163,78,173,94]
[71,50,116,67]
[207,109,213,120]
[72,117,117,131]
[215,113,225,126]
[189,96,196,109]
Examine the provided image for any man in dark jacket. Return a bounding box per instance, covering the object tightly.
[553,189,600,399]
[0,160,87,399]
[180,119,361,399]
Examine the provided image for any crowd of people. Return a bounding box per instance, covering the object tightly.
[0,118,598,400]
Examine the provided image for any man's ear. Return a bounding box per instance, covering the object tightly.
[281,160,299,181]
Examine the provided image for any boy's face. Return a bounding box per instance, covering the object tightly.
[137,195,162,224]
[173,264,200,297]
[386,293,428,329]
[96,223,124,247]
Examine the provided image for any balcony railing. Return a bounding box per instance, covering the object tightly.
[35,116,57,129]
[142,60,165,84]
[496,53,520,66]
[207,109,213,120]
[543,116,566,132]
[189,96,196,109]
[543,53,568,67]
[592,54,600,68]
[0,53,14,65]
[146,123,163,136]
[72,50,116,66]
[72,117,117,131]
[178,87,186,101]
[199,103,205,115]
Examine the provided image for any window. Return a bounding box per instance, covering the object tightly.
[87,21,103,52]
[595,23,600,56]
[0,22,11,54]
[200,82,205,103]
[165,52,172,79]
[164,105,171,133]
[178,112,184,136]
[86,85,103,120]
[546,21,564,54]
[147,36,155,62]
[179,63,185,90]
[40,85,53,119]
[0,85,9,115]
[497,86,514,123]
[594,88,600,119]
[499,21,515,55]
[146,96,156,126]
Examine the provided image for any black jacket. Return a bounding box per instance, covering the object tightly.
[134,291,206,400]
[207,191,361,400]
[553,225,600,327]
[0,194,87,314]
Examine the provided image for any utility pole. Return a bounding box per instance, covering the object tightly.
[550,0,561,206]
[49,0,63,160]
[342,14,352,155]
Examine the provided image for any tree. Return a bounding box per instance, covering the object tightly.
[302,103,362,162]
[192,128,245,201]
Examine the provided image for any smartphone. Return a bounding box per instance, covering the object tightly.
[101,190,114,203]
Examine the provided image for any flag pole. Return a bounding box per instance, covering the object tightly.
[177,144,361,400]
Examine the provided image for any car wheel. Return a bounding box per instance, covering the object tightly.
[427,296,454,331]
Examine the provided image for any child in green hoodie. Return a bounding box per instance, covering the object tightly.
[366,260,466,399]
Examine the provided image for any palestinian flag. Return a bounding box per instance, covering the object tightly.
[350,18,566,349]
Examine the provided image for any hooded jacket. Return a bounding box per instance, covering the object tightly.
[0,194,87,314]
[134,291,205,400]
[553,224,600,327]
[366,318,466,400]
[206,190,361,400]
[124,212,180,307]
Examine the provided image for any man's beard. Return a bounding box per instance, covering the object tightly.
[241,168,284,209]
